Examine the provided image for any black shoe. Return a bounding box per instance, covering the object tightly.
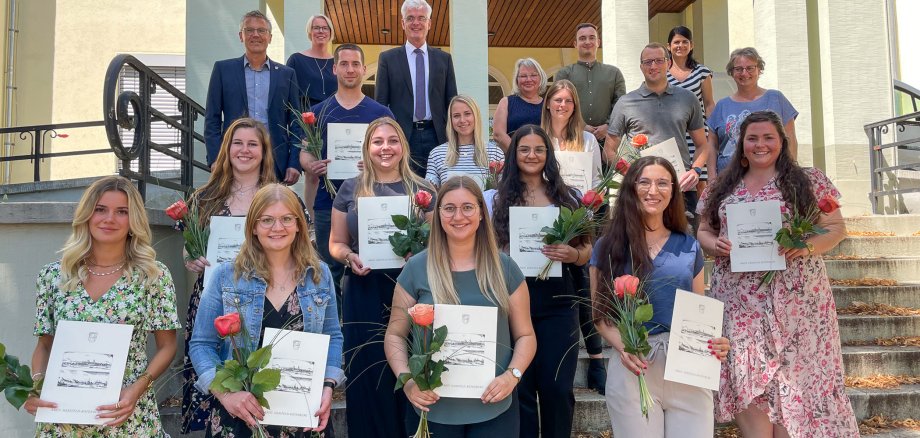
[587,358,606,395]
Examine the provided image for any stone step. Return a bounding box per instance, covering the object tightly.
[849,384,920,422]
[838,315,920,344]
[842,346,920,377]
[845,215,920,236]
[863,429,920,438]
[834,284,920,309]
[824,258,920,283]
[572,388,609,436]
[574,348,611,388]
[828,236,920,258]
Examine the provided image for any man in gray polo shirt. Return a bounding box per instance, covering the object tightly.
[606,43,710,224]
[555,23,626,145]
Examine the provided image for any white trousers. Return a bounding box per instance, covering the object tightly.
[605,332,714,438]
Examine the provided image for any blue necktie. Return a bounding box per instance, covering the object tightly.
[414,48,426,121]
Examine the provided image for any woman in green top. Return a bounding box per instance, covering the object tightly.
[385,176,537,436]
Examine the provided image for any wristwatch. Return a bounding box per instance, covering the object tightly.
[323,380,337,389]
[508,367,522,381]
[692,166,703,176]
[806,242,815,255]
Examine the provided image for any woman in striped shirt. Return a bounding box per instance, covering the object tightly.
[425,95,505,188]
[667,26,714,190]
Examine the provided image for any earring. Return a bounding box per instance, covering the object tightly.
[740,156,749,168]
[128,231,134,237]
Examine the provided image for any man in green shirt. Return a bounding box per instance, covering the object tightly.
[555,23,626,145]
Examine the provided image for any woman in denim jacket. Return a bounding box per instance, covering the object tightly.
[190,184,344,437]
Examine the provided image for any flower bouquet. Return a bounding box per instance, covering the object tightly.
[484,160,504,190]
[394,304,449,438]
[538,203,597,280]
[390,190,433,259]
[209,313,281,438]
[599,274,655,418]
[0,342,43,409]
[289,103,336,198]
[166,198,209,260]
[759,194,840,287]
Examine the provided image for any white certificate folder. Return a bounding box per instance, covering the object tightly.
[726,200,787,273]
[509,206,561,278]
[663,290,724,390]
[35,321,133,425]
[358,195,410,269]
[432,304,498,399]
[260,328,330,428]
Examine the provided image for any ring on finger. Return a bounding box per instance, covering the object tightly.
[115,401,120,409]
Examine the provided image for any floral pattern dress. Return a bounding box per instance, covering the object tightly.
[700,168,859,437]
[33,261,181,438]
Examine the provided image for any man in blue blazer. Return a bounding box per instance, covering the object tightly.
[205,10,303,184]
[375,0,457,177]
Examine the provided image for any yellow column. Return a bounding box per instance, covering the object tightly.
[450,0,489,134]
[601,0,648,91]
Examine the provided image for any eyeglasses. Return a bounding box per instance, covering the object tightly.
[257,215,297,229]
[636,178,673,193]
[732,66,758,74]
[640,58,668,67]
[243,27,270,36]
[312,26,330,32]
[439,203,478,218]
[517,73,540,80]
[403,16,429,23]
[518,146,547,156]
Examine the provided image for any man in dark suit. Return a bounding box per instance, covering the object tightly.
[205,10,303,184]
[375,0,457,176]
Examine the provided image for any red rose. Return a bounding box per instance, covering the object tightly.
[614,274,640,299]
[631,134,648,148]
[581,190,603,210]
[214,313,242,337]
[489,160,504,174]
[615,158,630,175]
[817,194,840,214]
[302,112,316,125]
[408,304,435,326]
[165,200,189,221]
[414,190,433,209]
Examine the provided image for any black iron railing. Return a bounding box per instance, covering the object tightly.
[865,80,920,213]
[104,54,209,198]
[0,121,107,182]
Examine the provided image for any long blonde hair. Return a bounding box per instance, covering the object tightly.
[426,176,510,313]
[193,118,277,223]
[541,79,586,152]
[59,176,160,291]
[355,117,430,199]
[444,95,488,168]
[235,184,323,285]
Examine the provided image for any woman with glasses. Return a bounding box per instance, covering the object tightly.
[540,79,606,395]
[426,95,504,188]
[492,58,547,152]
[329,117,436,438]
[385,176,537,437]
[25,176,180,437]
[486,125,591,438]
[591,156,728,437]
[697,111,857,437]
[667,26,714,190]
[190,184,343,438]
[707,47,798,175]
[181,118,279,433]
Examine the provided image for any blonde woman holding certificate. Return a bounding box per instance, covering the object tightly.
[386,176,536,436]
[25,176,180,437]
[328,116,435,437]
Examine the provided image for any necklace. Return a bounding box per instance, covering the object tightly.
[85,261,125,276]
[312,55,330,98]
[375,176,402,184]
[85,258,125,269]
[525,186,537,205]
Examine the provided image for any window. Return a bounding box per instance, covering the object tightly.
[117,63,186,173]
[488,74,504,106]
[362,74,376,100]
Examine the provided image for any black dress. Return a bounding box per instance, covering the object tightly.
[207,292,334,438]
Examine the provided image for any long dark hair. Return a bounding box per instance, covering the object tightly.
[593,156,687,322]
[702,110,814,231]
[668,26,698,70]
[491,124,584,249]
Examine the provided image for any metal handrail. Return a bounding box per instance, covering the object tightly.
[865,104,920,213]
[103,54,209,198]
[0,121,107,182]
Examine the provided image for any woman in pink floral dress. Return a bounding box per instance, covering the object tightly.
[697,111,858,437]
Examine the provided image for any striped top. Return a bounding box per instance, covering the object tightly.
[667,63,713,179]
[425,142,506,187]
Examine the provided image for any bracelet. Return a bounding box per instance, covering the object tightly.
[323,380,336,389]
[343,252,353,268]
[31,372,44,380]
[138,372,154,390]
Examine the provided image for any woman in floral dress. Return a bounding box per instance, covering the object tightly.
[24,176,180,437]
[697,111,858,437]
[189,184,343,437]
[181,118,279,432]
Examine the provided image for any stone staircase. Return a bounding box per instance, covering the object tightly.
[162,216,920,437]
